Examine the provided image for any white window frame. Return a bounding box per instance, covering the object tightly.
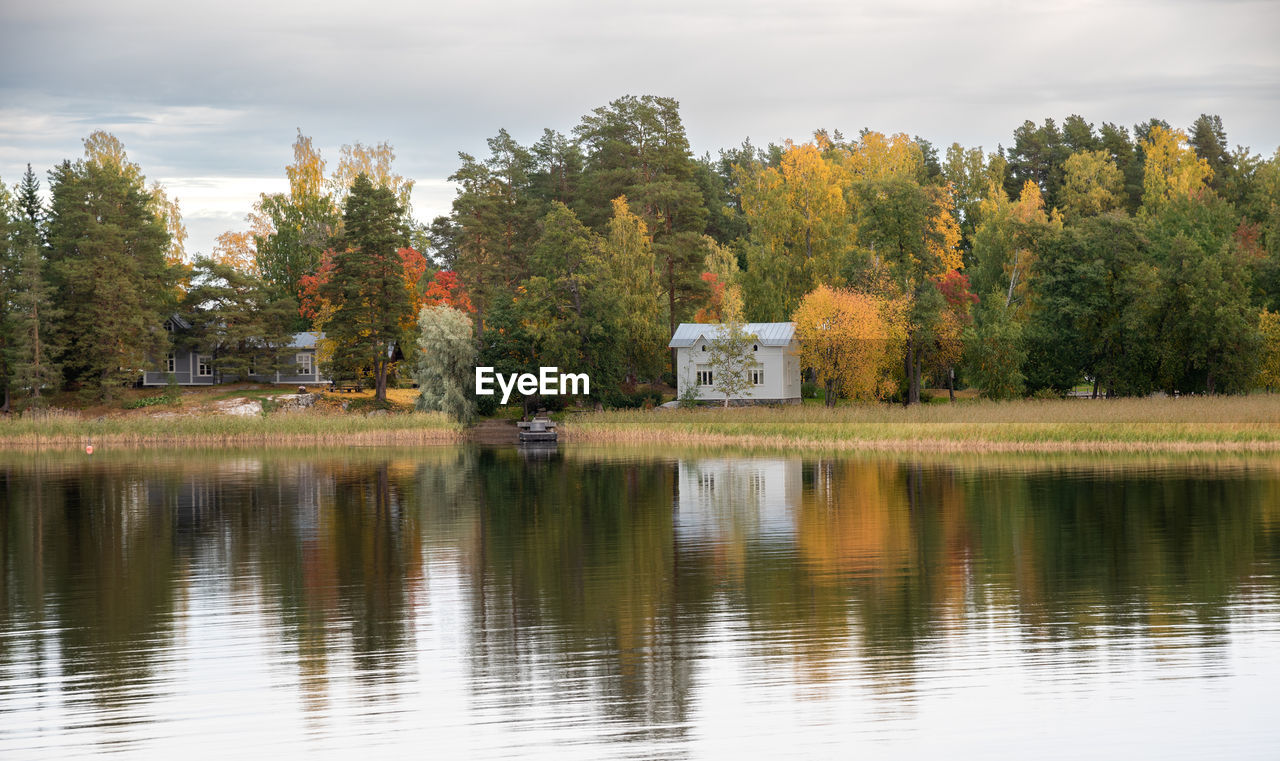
[696,369,713,386]
[196,355,212,377]
[165,352,175,373]
[751,367,764,385]
[296,352,313,376]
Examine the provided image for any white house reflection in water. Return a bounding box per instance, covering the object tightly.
[675,458,801,546]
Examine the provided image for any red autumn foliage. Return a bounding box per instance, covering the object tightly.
[422,270,474,313]
[298,251,336,322]
[935,270,978,316]
[299,247,443,325]
[693,272,726,323]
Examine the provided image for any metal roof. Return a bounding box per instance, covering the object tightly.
[289,332,323,349]
[668,322,795,348]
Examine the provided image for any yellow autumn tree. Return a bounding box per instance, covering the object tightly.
[287,130,328,200]
[1142,125,1213,210]
[1061,149,1124,221]
[602,195,664,382]
[792,285,908,405]
[696,236,742,323]
[329,140,415,211]
[212,231,259,275]
[970,179,1061,310]
[841,131,923,184]
[736,141,852,320]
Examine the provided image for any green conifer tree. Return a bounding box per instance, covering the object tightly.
[320,174,410,402]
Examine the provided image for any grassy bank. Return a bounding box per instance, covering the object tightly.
[0,409,461,450]
[566,395,1280,452]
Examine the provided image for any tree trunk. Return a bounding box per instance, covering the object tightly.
[32,300,42,399]
[1091,378,1098,399]
[948,367,955,403]
[902,339,913,407]
[913,358,922,405]
[668,256,677,376]
[825,379,836,408]
[375,358,388,402]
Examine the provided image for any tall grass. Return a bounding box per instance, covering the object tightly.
[567,396,1280,452]
[0,410,461,450]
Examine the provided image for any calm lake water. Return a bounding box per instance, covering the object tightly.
[2,446,1279,759]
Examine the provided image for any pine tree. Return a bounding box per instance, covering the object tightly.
[9,241,63,401]
[0,180,16,411]
[180,258,296,381]
[320,174,410,402]
[575,95,710,349]
[46,154,174,398]
[16,164,43,228]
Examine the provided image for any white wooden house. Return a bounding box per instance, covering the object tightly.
[668,322,801,404]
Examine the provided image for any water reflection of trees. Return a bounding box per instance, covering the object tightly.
[2,450,1279,749]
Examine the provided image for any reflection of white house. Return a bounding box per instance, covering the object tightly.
[669,322,801,404]
[675,459,801,545]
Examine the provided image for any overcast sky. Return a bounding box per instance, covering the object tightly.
[2,0,1278,255]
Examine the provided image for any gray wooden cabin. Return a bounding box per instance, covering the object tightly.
[142,315,329,387]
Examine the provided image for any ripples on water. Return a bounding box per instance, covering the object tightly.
[2,448,1279,759]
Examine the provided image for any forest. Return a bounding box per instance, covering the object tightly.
[2,95,1279,412]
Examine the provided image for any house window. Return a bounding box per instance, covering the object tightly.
[696,370,713,386]
[296,353,313,376]
[753,344,758,352]
[751,367,764,385]
[701,345,707,352]
[165,352,175,373]
[196,355,212,377]
[164,320,174,332]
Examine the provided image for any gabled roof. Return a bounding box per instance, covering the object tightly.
[668,322,795,348]
[165,314,192,330]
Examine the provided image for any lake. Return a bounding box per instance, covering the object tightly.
[2,446,1278,759]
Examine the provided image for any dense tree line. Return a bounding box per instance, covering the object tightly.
[424,104,1280,403]
[3,102,1280,410]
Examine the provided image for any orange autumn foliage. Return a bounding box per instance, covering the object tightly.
[421,270,474,313]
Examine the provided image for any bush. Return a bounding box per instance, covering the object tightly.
[605,389,664,410]
[802,382,819,399]
[677,381,701,409]
[123,393,178,410]
[475,394,499,417]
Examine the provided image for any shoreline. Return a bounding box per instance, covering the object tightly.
[5,396,1280,454]
[562,426,1280,453]
[0,411,463,451]
[562,396,1280,453]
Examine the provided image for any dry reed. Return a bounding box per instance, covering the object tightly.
[566,396,1280,453]
[0,410,462,451]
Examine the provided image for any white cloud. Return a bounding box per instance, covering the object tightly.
[3,0,1277,251]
